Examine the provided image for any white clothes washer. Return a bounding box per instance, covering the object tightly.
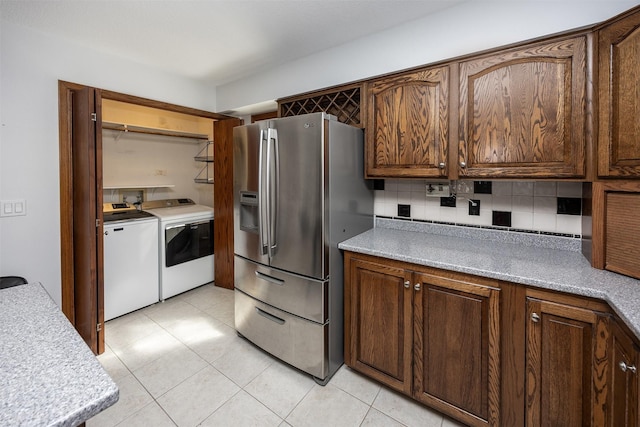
[103,203,159,321]
[142,199,214,300]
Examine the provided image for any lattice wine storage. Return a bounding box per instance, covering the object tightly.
[278,84,362,127]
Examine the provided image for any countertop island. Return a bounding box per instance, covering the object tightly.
[339,217,640,339]
[0,282,118,426]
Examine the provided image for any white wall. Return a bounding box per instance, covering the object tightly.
[0,21,215,306]
[102,130,214,206]
[216,1,638,113]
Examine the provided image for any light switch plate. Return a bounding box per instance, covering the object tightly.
[0,200,26,217]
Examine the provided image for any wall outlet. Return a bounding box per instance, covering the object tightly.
[426,182,450,197]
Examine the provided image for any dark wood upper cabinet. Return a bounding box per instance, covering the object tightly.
[365,66,449,178]
[598,9,640,178]
[458,36,588,179]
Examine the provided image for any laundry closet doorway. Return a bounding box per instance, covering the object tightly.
[58,81,237,354]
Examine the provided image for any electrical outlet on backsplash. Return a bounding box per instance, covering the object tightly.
[373,179,583,237]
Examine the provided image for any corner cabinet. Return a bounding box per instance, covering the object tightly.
[458,36,588,179]
[364,66,449,178]
[344,252,500,426]
[598,9,640,178]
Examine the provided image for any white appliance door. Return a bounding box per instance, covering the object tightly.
[103,220,159,321]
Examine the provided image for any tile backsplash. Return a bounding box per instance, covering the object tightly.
[374,180,583,237]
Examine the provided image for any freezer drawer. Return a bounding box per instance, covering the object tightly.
[235,289,328,380]
[235,255,328,323]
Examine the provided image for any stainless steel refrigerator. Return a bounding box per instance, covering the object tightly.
[233,112,373,384]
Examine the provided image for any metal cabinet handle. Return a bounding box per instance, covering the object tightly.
[404,280,410,289]
[255,307,285,325]
[438,162,445,169]
[414,283,421,291]
[460,161,467,168]
[620,361,637,374]
[531,313,540,323]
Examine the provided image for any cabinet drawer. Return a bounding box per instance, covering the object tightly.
[234,289,328,379]
[234,256,328,323]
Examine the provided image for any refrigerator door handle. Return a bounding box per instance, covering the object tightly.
[266,127,278,258]
[271,128,279,255]
[258,129,269,255]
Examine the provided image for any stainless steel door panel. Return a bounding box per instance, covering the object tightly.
[235,289,328,380]
[233,123,269,266]
[269,113,327,279]
[234,255,327,323]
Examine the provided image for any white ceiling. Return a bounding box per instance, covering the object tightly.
[0,0,466,86]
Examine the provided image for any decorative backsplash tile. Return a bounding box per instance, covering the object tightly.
[374,179,583,237]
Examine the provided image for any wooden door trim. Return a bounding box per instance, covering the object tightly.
[59,80,77,323]
[99,90,233,120]
[213,118,242,289]
[59,81,101,353]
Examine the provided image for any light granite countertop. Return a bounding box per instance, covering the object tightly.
[339,218,640,340]
[0,282,118,427]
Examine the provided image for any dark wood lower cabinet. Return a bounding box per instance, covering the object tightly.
[344,251,640,427]
[609,319,639,427]
[525,297,599,426]
[345,257,413,394]
[413,272,501,426]
[344,252,500,426]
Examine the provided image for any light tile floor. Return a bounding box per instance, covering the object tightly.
[88,283,464,427]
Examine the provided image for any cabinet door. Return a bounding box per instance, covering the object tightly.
[458,37,587,178]
[345,256,413,394]
[526,298,597,426]
[609,320,639,427]
[413,272,500,426]
[365,66,449,178]
[598,10,640,178]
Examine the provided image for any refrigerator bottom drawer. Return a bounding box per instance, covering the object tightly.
[234,289,328,380]
[235,256,327,323]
